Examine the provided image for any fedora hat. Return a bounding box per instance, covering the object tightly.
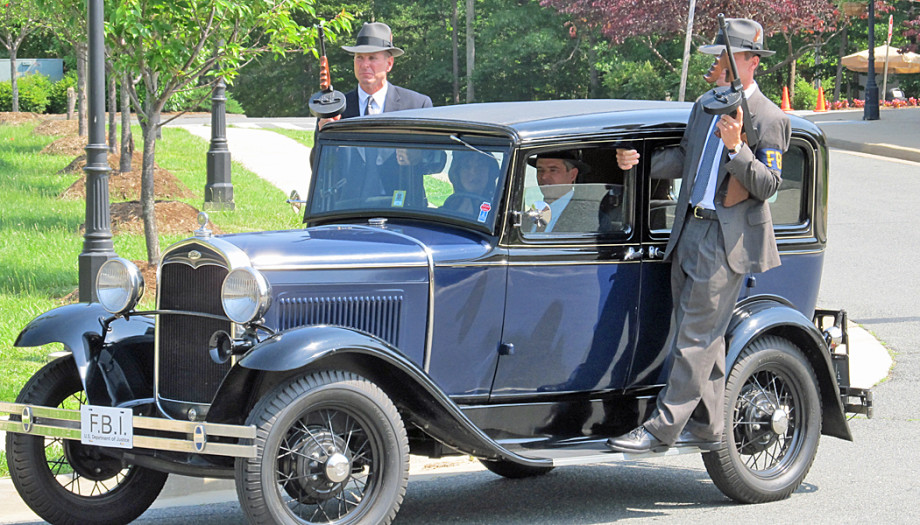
[698,18,775,57]
[341,22,404,57]
[527,150,591,175]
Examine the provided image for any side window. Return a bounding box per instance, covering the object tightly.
[768,142,808,227]
[518,148,632,237]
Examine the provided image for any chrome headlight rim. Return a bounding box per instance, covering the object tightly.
[96,257,145,315]
[220,267,272,324]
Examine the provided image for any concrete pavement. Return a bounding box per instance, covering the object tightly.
[2,105,912,524]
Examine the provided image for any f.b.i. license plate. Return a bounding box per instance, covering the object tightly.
[80,405,133,449]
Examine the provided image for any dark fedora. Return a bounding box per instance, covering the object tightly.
[341,22,404,57]
[698,18,775,57]
[527,150,591,175]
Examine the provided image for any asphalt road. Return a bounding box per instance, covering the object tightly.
[4,149,915,524]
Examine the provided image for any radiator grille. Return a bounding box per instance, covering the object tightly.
[278,295,403,347]
[157,262,231,404]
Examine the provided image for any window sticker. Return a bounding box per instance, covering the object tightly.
[392,191,406,207]
[478,202,492,223]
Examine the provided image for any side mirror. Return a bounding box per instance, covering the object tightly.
[287,190,306,213]
[525,201,552,231]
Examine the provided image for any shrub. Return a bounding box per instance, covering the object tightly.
[47,72,79,114]
[0,73,52,113]
[792,78,818,111]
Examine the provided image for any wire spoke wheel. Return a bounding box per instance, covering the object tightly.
[237,371,409,525]
[703,336,822,503]
[5,356,168,525]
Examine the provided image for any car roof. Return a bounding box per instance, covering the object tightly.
[322,99,822,144]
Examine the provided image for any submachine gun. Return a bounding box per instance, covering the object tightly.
[308,24,346,119]
[699,14,759,148]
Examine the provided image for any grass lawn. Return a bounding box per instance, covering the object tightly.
[0,120,304,405]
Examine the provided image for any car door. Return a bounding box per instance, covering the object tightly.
[490,145,642,398]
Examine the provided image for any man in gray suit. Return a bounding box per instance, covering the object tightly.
[317,22,432,131]
[607,18,790,453]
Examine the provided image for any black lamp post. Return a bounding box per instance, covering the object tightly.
[864,0,880,120]
[78,0,116,302]
[204,74,234,211]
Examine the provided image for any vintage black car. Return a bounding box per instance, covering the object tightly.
[3,100,872,525]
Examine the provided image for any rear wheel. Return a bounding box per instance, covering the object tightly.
[5,356,168,525]
[236,370,409,525]
[479,459,554,479]
[703,336,822,503]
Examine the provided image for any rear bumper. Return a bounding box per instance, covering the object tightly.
[1,401,256,459]
[815,309,874,419]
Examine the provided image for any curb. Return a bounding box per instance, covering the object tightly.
[826,138,920,164]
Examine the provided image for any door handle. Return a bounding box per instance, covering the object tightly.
[623,247,643,261]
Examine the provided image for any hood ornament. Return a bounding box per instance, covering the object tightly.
[195,211,212,238]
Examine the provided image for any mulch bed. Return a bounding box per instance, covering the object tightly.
[0,111,41,125]
[40,134,87,156]
[61,152,198,201]
[32,119,79,136]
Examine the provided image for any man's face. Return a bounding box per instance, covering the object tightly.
[354,51,393,93]
[716,51,760,88]
[536,158,578,201]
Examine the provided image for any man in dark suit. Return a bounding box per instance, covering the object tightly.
[607,18,790,453]
[316,22,432,131]
[529,152,599,233]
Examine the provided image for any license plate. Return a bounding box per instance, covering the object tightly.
[80,405,133,449]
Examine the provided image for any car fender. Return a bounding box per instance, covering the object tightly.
[209,324,552,467]
[727,296,852,441]
[14,303,155,406]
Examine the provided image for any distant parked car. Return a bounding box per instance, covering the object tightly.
[3,100,872,525]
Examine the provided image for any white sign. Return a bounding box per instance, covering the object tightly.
[81,405,133,449]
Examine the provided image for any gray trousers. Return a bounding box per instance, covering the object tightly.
[644,215,744,445]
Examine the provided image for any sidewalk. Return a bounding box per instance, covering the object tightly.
[796,106,920,164]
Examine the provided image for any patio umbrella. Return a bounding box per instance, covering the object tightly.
[841,45,920,74]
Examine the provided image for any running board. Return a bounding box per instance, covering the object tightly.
[499,438,712,467]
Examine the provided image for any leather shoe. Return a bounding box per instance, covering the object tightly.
[674,429,720,451]
[606,426,668,453]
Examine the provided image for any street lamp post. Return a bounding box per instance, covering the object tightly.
[864,0,880,120]
[78,0,116,301]
[204,75,234,211]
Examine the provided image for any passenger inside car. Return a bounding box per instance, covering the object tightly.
[441,151,501,220]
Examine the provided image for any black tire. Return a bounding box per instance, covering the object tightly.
[5,356,168,525]
[702,336,822,503]
[479,459,554,479]
[235,370,409,525]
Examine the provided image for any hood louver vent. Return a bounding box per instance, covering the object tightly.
[278,295,403,347]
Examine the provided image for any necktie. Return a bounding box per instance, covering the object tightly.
[690,118,723,207]
[365,97,379,115]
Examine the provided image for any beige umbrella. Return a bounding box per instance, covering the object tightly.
[841,45,920,74]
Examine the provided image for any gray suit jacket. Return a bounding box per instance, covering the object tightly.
[340,84,433,118]
[653,88,791,274]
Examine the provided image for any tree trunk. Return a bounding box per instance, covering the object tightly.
[120,73,133,173]
[833,25,848,103]
[140,104,161,265]
[451,1,459,104]
[786,36,796,106]
[76,42,88,137]
[588,32,599,99]
[108,64,117,153]
[9,48,18,112]
[465,0,475,103]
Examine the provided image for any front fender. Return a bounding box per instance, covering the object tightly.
[727,296,851,441]
[209,325,552,468]
[15,303,155,405]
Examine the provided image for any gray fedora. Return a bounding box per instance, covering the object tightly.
[698,18,775,57]
[341,22,404,57]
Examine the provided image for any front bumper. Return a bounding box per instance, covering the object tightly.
[1,402,256,458]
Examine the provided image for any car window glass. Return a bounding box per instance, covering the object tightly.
[310,144,506,227]
[518,148,632,237]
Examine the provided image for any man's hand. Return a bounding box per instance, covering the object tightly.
[716,106,744,152]
[616,148,640,170]
[317,115,341,131]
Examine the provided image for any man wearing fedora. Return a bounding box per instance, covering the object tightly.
[317,22,432,131]
[529,151,596,233]
[608,18,790,453]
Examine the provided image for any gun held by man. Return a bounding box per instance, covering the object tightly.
[308,24,346,119]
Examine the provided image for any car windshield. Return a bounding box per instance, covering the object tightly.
[309,143,508,229]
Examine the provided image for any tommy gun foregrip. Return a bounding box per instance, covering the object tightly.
[699,14,759,147]
[308,25,346,119]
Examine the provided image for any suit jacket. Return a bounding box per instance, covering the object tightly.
[652,88,791,274]
[340,83,433,118]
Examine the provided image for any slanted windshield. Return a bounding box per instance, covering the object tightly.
[309,143,508,229]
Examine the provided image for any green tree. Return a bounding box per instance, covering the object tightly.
[36,0,89,134]
[106,0,352,264]
[0,0,45,112]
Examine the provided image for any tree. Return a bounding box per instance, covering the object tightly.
[106,0,352,264]
[0,0,45,112]
[36,0,89,135]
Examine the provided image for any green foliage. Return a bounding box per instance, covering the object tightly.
[47,71,77,114]
[0,73,52,112]
[164,85,244,114]
[600,52,712,102]
[793,77,818,110]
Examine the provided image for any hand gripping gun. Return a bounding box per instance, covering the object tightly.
[699,14,759,148]
[308,25,346,119]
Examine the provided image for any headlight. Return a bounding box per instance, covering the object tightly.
[96,258,145,315]
[221,267,272,324]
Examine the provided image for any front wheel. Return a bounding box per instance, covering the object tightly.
[236,370,409,525]
[703,336,822,503]
[5,356,168,525]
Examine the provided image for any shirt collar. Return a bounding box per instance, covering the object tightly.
[358,82,389,114]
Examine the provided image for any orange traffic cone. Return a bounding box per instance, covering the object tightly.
[815,86,828,112]
[781,86,792,112]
